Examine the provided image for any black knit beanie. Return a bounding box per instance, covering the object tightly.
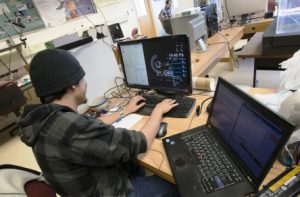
[29,49,85,97]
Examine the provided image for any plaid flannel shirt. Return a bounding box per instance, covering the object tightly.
[18,104,147,197]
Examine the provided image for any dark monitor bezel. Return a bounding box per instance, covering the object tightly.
[117,35,193,95]
[207,77,295,189]
[108,23,124,41]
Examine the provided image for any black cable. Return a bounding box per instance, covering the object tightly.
[198,97,213,116]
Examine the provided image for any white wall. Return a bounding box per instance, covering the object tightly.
[176,0,194,12]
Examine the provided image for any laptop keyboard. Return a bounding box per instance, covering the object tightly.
[182,130,243,193]
[136,95,195,118]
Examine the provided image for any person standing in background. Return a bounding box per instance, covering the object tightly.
[158,0,173,34]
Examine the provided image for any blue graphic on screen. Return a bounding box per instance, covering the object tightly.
[143,38,189,92]
[209,84,283,178]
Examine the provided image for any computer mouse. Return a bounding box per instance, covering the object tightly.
[156,122,168,138]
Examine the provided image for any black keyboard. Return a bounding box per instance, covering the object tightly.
[136,95,196,118]
[182,130,243,193]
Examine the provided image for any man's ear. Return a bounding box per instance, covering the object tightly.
[70,85,77,91]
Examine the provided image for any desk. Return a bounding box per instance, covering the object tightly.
[131,88,286,189]
[236,32,292,87]
[243,19,273,35]
[191,26,244,77]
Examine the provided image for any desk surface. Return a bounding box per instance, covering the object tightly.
[243,18,274,35]
[132,87,286,189]
[191,26,244,77]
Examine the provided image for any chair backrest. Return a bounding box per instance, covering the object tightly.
[0,164,56,197]
[25,180,57,197]
[0,83,26,115]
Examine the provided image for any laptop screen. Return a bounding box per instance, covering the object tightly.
[208,78,292,185]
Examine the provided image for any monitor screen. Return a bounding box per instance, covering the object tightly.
[208,78,294,186]
[108,23,124,41]
[118,35,192,95]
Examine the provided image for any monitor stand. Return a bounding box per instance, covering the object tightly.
[194,38,207,52]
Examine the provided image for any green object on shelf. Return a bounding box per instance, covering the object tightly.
[45,41,55,49]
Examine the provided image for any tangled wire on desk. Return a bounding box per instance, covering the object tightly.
[103,77,144,111]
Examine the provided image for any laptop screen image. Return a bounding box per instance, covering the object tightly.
[208,78,292,187]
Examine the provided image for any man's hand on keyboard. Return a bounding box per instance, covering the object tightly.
[153,99,178,115]
[123,96,146,115]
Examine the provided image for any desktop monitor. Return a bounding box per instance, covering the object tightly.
[187,15,207,52]
[224,0,267,22]
[108,23,124,42]
[171,11,207,52]
[117,35,192,95]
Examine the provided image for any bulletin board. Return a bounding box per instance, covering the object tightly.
[34,0,97,27]
[0,0,45,39]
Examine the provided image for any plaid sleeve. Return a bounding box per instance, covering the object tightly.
[67,115,147,166]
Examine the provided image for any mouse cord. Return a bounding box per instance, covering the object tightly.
[199,97,213,116]
[149,148,165,170]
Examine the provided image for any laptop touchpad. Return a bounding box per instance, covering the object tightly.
[173,155,189,171]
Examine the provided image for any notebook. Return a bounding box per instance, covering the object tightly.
[163,77,295,197]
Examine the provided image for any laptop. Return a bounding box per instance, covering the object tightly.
[163,77,295,197]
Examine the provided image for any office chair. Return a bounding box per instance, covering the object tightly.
[0,164,57,197]
[0,83,26,116]
[25,180,57,197]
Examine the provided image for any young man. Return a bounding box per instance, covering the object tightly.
[158,0,173,34]
[17,49,179,196]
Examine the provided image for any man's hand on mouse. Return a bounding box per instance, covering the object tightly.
[123,96,145,115]
[154,99,178,115]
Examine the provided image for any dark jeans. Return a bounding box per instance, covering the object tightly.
[126,161,180,197]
